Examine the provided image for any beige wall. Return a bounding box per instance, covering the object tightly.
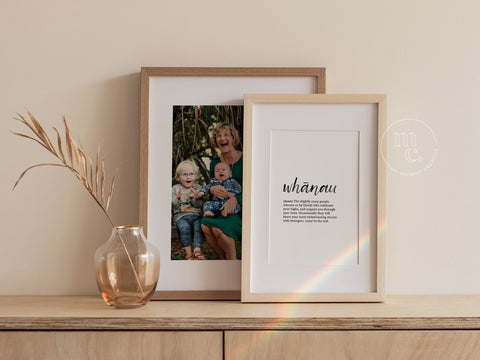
[1,0,478,295]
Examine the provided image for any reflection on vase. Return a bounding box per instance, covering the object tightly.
[95,225,160,308]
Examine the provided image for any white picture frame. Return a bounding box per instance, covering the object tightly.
[242,94,386,302]
[140,67,326,300]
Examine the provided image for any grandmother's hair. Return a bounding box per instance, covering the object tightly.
[175,160,199,179]
[210,122,241,148]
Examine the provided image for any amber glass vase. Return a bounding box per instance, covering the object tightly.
[95,226,160,308]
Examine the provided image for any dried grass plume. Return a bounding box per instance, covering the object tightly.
[11,111,117,227]
[10,112,151,297]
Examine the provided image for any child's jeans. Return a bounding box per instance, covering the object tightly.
[176,214,203,249]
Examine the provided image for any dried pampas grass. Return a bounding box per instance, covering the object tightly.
[11,111,117,227]
[11,111,149,297]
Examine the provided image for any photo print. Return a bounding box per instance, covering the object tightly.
[171,105,243,261]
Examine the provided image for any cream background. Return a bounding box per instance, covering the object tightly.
[0,0,478,295]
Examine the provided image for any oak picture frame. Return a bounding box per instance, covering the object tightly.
[140,67,326,300]
[242,94,386,303]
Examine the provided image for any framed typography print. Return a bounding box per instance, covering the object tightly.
[140,67,326,300]
[242,94,386,302]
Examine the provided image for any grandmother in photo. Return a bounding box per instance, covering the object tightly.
[200,122,243,260]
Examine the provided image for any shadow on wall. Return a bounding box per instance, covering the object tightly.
[73,72,144,294]
[5,71,147,295]
[65,72,144,294]
[81,72,142,226]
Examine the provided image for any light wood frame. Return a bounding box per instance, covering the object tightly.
[242,94,386,302]
[140,67,326,300]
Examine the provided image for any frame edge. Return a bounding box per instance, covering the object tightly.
[241,94,387,303]
[139,68,150,233]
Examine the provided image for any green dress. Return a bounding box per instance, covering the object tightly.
[200,156,242,241]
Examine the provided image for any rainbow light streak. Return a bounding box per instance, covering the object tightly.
[231,218,387,359]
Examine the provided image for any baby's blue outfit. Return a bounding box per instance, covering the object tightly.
[201,177,242,215]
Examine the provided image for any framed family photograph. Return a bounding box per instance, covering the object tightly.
[242,94,386,302]
[140,67,326,300]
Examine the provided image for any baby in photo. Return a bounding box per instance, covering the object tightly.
[172,160,205,260]
[197,162,242,217]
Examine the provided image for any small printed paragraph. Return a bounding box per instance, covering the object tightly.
[282,199,337,223]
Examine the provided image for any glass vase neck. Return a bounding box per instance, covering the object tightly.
[114,225,143,230]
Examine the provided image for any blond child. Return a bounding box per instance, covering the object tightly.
[172,160,205,260]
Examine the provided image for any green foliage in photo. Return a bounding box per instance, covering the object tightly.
[171,105,243,187]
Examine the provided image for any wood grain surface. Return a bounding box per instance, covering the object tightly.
[225,330,480,360]
[0,331,222,360]
[1,295,480,330]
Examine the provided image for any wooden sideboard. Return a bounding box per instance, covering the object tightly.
[1,296,480,359]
